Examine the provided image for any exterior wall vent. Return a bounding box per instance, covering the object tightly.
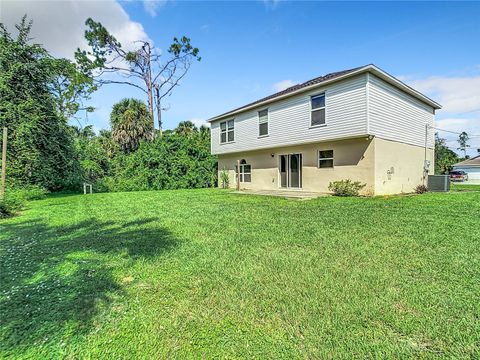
[428,175,450,192]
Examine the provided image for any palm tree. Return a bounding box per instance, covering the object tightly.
[199,125,210,139]
[70,125,96,139]
[110,98,153,153]
[175,120,198,136]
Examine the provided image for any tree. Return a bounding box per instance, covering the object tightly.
[199,125,210,140]
[110,98,153,153]
[75,18,201,135]
[435,133,459,174]
[457,131,470,159]
[0,16,82,190]
[97,129,118,158]
[175,120,198,136]
[70,125,111,185]
[47,57,96,121]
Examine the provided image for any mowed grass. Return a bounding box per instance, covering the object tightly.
[0,189,479,358]
[451,183,480,192]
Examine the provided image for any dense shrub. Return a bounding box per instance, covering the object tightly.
[328,179,366,197]
[100,133,217,192]
[11,185,48,201]
[0,186,47,218]
[414,184,428,194]
[0,195,24,218]
[220,169,229,189]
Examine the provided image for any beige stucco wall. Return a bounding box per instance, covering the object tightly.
[218,137,434,195]
[373,138,434,195]
[218,137,376,195]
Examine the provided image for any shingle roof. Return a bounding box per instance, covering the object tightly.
[454,155,480,167]
[208,64,441,122]
[210,65,366,121]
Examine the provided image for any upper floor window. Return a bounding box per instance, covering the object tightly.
[258,109,269,137]
[311,93,326,127]
[318,150,334,168]
[220,119,234,143]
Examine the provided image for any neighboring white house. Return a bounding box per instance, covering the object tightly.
[453,155,480,183]
[208,64,442,195]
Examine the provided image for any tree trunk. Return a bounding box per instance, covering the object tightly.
[144,43,155,130]
[155,86,163,137]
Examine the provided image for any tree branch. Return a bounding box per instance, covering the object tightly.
[99,80,148,93]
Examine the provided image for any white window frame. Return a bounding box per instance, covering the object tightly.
[310,93,326,128]
[238,159,251,182]
[258,108,269,137]
[318,149,334,168]
[220,119,235,144]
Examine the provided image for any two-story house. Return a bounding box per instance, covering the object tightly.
[209,64,441,195]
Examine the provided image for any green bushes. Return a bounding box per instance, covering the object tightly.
[1,19,83,192]
[328,179,366,196]
[0,196,23,218]
[0,186,48,218]
[219,169,229,189]
[98,133,217,192]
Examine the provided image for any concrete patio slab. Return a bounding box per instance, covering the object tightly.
[232,189,328,200]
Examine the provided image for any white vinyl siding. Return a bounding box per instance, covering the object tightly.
[368,74,435,148]
[211,74,368,155]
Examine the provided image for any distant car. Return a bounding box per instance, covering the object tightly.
[449,170,469,182]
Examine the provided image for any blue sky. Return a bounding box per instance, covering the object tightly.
[2,1,480,155]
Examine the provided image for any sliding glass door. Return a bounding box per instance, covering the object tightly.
[280,154,302,188]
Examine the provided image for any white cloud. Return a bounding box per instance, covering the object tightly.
[272,79,297,92]
[0,0,151,59]
[403,69,480,156]
[188,118,210,128]
[143,0,167,17]
[407,74,480,114]
[436,117,480,153]
[263,0,281,10]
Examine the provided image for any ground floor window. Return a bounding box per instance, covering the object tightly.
[319,150,334,168]
[238,159,251,182]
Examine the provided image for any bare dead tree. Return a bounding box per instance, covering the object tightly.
[75,18,200,136]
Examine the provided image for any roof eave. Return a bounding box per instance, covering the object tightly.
[207,66,370,122]
[366,65,442,110]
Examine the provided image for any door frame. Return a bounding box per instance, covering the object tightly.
[278,152,303,189]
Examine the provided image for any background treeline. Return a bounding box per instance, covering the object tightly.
[74,123,216,193]
[0,17,216,204]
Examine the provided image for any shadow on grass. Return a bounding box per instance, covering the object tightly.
[0,216,178,352]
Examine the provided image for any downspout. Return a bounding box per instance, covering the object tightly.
[423,123,429,186]
[366,72,370,135]
[365,72,374,194]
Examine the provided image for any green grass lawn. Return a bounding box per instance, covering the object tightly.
[1,189,479,358]
[451,182,480,192]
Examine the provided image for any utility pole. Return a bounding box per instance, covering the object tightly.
[423,123,429,185]
[0,127,7,200]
